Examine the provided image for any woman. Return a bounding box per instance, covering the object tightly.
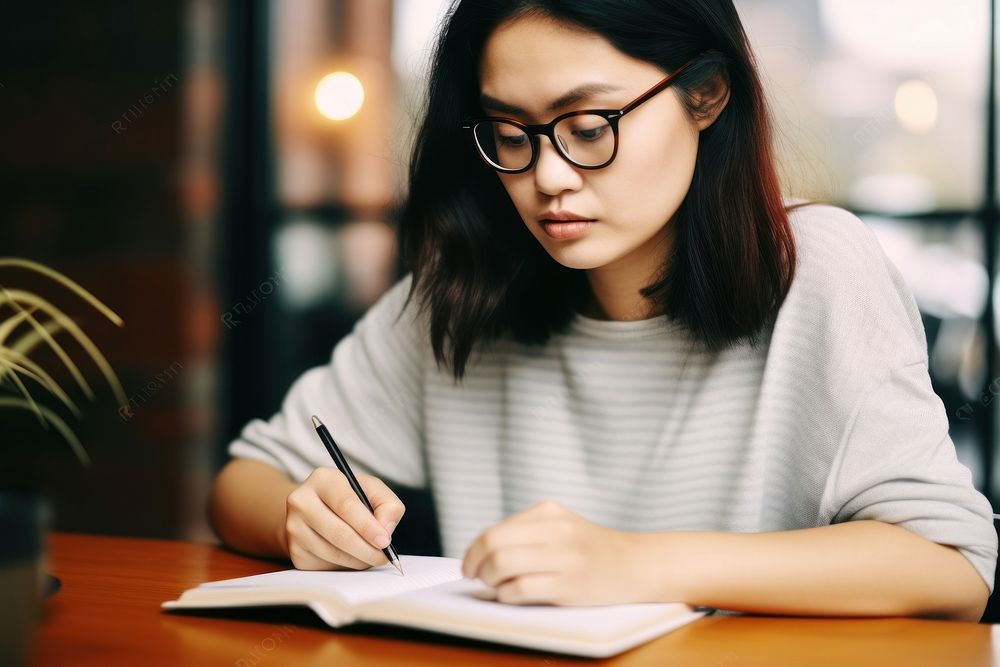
[209,0,996,620]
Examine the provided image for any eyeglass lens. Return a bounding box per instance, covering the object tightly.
[473,115,614,171]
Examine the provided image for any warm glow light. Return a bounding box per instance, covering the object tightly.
[894,80,938,134]
[314,72,364,121]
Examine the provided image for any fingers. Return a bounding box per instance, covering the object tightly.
[462,518,562,580]
[286,516,373,571]
[310,468,391,545]
[287,489,387,568]
[284,467,405,570]
[495,573,560,605]
[310,492,392,567]
[358,473,406,535]
[287,546,334,571]
[322,489,391,549]
[474,544,557,588]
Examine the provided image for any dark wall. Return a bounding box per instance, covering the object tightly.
[0,2,204,538]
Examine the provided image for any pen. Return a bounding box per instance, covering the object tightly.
[310,415,404,576]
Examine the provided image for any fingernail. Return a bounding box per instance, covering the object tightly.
[374,533,390,548]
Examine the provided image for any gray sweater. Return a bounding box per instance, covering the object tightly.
[230,204,998,594]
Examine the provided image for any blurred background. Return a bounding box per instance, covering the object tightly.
[0,0,997,556]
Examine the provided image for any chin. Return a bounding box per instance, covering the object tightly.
[539,245,615,271]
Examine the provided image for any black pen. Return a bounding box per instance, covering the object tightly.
[311,415,404,576]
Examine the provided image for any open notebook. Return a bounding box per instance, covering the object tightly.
[162,555,709,658]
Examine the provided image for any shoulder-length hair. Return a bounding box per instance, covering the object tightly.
[397,0,799,382]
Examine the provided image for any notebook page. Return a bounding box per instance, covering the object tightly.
[367,578,692,642]
[197,556,462,607]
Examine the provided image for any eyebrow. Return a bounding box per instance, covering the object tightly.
[480,82,625,117]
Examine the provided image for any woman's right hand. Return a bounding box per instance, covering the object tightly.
[280,466,406,571]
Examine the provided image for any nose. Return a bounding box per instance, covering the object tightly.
[532,134,583,196]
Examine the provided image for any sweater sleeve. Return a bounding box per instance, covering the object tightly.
[779,206,998,594]
[226,272,428,488]
[817,357,998,594]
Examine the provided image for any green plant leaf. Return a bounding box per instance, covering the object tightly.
[1,288,127,408]
[0,347,82,417]
[8,319,65,357]
[1,294,94,400]
[0,397,91,467]
[0,258,124,327]
[0,356,45,425]
[0,307,80,416]
[0,304,38,343]
[0,258,127,468]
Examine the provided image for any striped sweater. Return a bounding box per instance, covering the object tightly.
[229,203,998,594]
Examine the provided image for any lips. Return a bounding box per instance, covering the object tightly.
[539,210,595,223]
[540,219,596,240]
[537,210,597,240]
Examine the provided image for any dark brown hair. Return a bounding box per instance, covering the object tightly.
[397,0,800,382]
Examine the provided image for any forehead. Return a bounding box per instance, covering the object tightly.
[478,15,656,116]
[480,16,616,73]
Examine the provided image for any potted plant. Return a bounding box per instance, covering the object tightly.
[0,258,125,665]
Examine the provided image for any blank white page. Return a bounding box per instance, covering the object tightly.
[373,578,692,642]
[197,556,463,606]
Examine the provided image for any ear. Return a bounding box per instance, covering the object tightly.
[691,72,731,131]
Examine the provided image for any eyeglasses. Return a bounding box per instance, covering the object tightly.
[462,58,697,174]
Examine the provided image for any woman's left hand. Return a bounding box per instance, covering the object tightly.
[460,500,648,605]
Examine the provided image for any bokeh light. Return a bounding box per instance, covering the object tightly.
[894,80,939,135]
[314,71,364,121]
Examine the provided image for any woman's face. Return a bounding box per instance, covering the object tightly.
[479,15,705,279]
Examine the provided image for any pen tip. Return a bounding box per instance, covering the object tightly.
[311,415,322,428]
[393,560,404,576]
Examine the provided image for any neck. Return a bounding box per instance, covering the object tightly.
[580,224,672,322]
[581,273,663,321]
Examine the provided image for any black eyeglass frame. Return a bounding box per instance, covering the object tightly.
[461,57,699,174]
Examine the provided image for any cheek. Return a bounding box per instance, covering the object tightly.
[620,111,697,184]
[608,117,698,219]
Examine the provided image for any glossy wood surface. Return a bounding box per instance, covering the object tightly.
[29,532,999,666]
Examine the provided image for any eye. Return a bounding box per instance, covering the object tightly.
[573,125,608,142]
[498,133,528,147]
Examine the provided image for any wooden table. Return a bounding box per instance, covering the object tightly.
[29,532,999,666]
